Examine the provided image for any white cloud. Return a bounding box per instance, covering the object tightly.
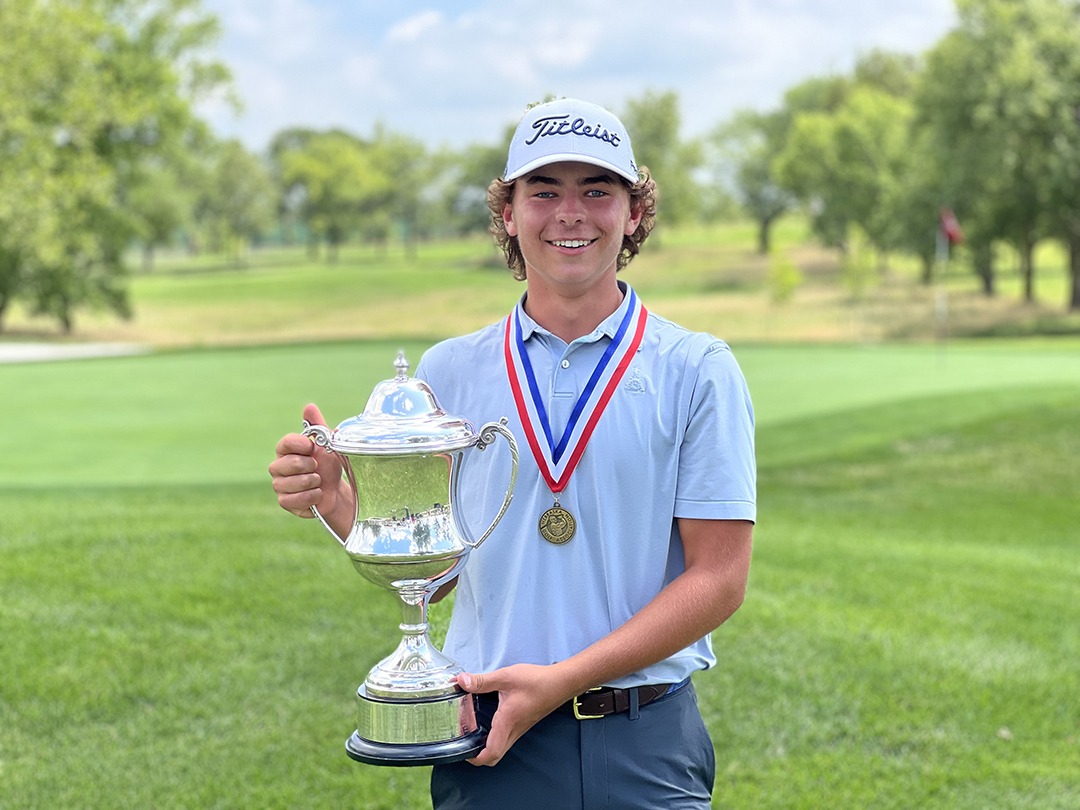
[342,53,387,99]
[199,0,957,152]
[387,11,445,43]
[211,0,333,63]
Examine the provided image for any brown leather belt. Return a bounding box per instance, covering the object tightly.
[559,682,679,720]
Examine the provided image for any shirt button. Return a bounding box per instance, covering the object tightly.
[560,359,570,369]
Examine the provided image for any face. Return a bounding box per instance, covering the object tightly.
[503,161,642,297]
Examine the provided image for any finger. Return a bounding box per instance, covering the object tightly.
[303,402,327,428]
[271,450,318,475]
[468,710,510,767]
[275,488,324,517]
[274,432,317,459]
[468,744,505,767]
[457,671,505,766]
[455,672,490,694]
[467,748,501,767]
[270,469,321,495]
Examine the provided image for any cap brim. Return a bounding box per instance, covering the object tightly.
[505,153,638,184]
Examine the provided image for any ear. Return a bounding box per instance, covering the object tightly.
[503,202,518,237]
[624,200,644,236]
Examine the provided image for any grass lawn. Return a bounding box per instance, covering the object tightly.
[1,338,1077,808]
[1,225,1078,807]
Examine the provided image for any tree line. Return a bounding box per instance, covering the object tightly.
[3,0,1079,335]
[720,0,1080,312]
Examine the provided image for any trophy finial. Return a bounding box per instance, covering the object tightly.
[394,350,409,380]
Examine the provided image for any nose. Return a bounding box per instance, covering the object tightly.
[556,194,585,225]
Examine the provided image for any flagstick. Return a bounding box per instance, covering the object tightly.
[935,227,949,363]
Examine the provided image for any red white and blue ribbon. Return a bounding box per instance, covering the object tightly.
[504,289,647,494]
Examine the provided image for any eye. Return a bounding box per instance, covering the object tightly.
[585,188,609,198]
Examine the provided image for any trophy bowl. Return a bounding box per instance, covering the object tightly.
[302,352,517,766]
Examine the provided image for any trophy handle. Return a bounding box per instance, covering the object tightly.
[452,419,518,549]
[301,420,359,547]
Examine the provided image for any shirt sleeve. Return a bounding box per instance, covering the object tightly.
[673,340,757,522]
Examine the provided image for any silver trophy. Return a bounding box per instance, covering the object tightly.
[302,352,518,766]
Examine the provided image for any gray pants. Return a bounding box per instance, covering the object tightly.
[430,682,715,809]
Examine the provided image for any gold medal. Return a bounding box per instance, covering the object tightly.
[539,503,576,545]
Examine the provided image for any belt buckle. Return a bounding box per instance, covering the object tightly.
[572,687,605,720]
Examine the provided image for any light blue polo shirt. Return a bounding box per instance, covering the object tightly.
[415,284,756,688]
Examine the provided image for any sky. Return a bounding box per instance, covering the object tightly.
[198,0,959,154]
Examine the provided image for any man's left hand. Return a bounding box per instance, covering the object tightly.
[454,664,571,767]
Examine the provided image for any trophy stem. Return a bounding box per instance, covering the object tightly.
[398,583,427,630]
[364,581,461,700]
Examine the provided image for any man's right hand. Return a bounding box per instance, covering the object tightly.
[269,403,353,533]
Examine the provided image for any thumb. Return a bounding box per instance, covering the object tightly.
[456,671,492,695]
[302,402,327,428]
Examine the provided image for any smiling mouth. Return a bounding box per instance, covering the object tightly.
[549,239,596,249]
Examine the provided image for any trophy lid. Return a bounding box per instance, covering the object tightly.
[327,351,478,455]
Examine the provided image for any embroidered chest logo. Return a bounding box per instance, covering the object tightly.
[623,366,646,394]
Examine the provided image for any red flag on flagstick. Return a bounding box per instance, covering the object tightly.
[940,207,964,245]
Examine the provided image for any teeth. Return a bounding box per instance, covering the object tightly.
[552,240,591,248]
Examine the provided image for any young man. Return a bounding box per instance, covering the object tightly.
[270,98,756,809]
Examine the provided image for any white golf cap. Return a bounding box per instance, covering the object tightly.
[503,98,639,183]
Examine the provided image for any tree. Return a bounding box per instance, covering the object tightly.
[915,0,1080,306]
[267,127,320,245]
[1025,0,1080,311]
[710,65,884,256]
[0,0,92,330]
[773,109,850,250]
[366,126,430,252]
[278,131,393,261]
[621,90,704,226]
[196,140,277,263]
[854,49,920,98]
[774,56,918,259]
[440,139,509,237]
[270,125,441,251]
[127,163,194,271]
[0,0,56,328]
[777,85,920,258]
[884,126,953,284]
[0,0,229,332]
[709,110,793,254]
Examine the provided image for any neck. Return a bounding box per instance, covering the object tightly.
[523,280,625,343]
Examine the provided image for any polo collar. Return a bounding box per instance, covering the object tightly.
[514,281,635,343]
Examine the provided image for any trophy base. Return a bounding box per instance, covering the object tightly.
[345,728,485,766]
[346,685,486,767]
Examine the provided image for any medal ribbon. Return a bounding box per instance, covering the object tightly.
[504,288,647,494]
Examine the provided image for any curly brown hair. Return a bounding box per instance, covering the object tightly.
[486,167,658,281]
